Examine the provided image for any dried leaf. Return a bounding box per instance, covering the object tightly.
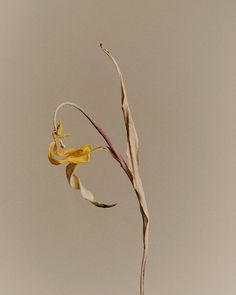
[66,162,117,208]
[101,44,139,174]
[101,44,150,295]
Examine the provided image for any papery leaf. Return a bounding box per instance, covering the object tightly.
[66,163,117,208]
[80,181,117,208]
[101,45,139,174]
[101,44,149,295]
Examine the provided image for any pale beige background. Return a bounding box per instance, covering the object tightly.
[0,1,236,294]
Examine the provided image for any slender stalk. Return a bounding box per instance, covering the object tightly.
[135,184,149,295]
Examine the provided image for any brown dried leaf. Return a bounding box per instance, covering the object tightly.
[101,44,139,174]
[101,44,150,295]
[66,163,117,208]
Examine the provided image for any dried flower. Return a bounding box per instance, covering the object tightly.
[48,122,116,208]
[48,45,149,295]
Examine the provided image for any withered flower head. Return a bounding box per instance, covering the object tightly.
[48,45,149,295]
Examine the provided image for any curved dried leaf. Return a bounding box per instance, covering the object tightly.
[101,44,139,174]
[101,44,149,295]
[66,163,117,208]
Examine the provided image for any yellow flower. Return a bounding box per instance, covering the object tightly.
[48,122,116,208]
[48,122,92,165]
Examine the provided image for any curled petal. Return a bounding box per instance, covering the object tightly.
[66,163,117,208]
[48,139,93,165]
[48,142,61,165]
[64,145,92,164]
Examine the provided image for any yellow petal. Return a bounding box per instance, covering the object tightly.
[60,145,91,164]
[48,138,93,165]
[48,141,77,165]
[64,144,92,163]
[53,141,77,157]
[48,142,62,165]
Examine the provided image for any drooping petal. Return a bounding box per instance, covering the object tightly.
[66,163,117,208]
[53,138,92,161]
[49,133,94,165]
[62,145,92,164]
[48,142,73,165]
[48,142,62,165]
[64,144,92,163]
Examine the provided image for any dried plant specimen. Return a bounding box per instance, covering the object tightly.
[48,45,150,295]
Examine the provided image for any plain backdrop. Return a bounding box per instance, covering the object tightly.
[0,1,236,294]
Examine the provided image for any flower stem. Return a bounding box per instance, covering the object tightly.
[54,102,133,180]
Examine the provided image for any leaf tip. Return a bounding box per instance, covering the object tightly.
[95,202,118,208]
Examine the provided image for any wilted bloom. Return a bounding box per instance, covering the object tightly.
[48,122,93,166]
[48,122,116,208]
[48,45,149,295]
